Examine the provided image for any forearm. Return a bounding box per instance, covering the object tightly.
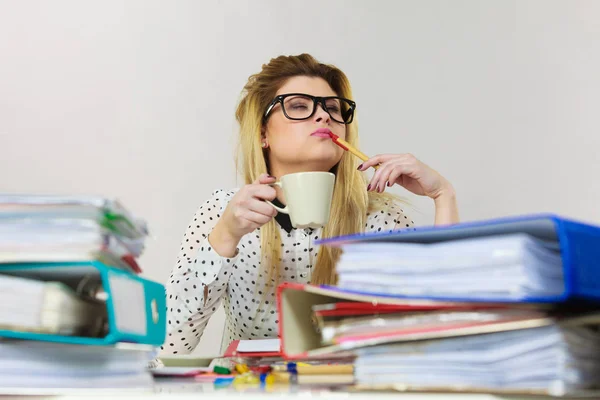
[433,186,459,225]
[209,220,241,258]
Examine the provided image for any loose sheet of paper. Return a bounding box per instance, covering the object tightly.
[236,338,280,353]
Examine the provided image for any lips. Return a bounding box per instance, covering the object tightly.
[311,128,333,138]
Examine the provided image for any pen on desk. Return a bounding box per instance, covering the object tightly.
[270,371,354,385]
[271,363,354,375]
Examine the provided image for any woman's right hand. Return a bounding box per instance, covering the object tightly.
[209,173,278,257]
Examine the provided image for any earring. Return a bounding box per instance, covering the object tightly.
[261,142,268,148]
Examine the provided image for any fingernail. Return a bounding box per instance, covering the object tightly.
[357,164,363,170]
[367,184,371,191]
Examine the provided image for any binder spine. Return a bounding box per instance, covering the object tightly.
[557,217,600,301]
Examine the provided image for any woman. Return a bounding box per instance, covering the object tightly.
[161,54,459,355]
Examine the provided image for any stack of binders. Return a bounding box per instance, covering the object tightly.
[0,194,166,390]
[278,214,600,396]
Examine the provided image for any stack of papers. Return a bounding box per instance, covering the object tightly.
[0,194,147,237]
[0,193,156,390]
[296,215,600,394]
[313,301,549,346]
[0,340,155,389]
[354,324,600,396]
[0,274,106,336]
[0,194,148,273]
[337,233,564,300]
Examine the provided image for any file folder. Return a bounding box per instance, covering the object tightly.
[0,261,165,346]
[317,213,600,303]
[277,283,600,360]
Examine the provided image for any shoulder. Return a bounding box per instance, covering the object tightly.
[365,199,414,233]
[199,189,239,211]
[187,189,239,225]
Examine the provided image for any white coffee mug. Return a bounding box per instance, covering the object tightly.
[266,171,335,229]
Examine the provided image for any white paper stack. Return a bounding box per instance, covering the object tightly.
[0,219,144,271]
[0,274,106,336]
[0,194,147,238]
[0,340,155,389]
[337,233,564,299]
[355,324,600,396]
[0,194,148,273]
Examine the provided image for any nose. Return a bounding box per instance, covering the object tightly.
[313,102,330,123]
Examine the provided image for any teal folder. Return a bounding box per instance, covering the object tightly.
[0,261,166,346]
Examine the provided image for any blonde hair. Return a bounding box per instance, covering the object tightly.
[235,54,400,288]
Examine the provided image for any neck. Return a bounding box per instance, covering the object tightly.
[269,160,334,178]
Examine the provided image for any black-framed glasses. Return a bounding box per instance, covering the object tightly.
[263,93,356,124]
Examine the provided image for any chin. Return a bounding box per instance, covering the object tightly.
[305,156,342,172]
[288,146,343,170]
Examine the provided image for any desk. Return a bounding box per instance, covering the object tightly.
[0,381,589,399]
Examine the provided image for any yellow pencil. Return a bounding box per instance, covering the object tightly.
[271,371,354,385]
[271,364,354,375]
[328,132,379,170]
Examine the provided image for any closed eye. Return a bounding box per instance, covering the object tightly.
[290,103,309,110]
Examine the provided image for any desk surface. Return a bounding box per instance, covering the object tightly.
[0,381,588,400]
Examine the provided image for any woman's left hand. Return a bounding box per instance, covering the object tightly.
[358,153,453,199]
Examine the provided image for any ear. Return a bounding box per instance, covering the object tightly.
[261,125,270,146]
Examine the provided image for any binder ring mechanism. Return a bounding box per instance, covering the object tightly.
[76,274,108,302]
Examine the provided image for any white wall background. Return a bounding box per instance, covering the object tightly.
[1,0,599,356]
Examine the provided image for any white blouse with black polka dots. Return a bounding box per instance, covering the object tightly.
[160,189,414,355]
